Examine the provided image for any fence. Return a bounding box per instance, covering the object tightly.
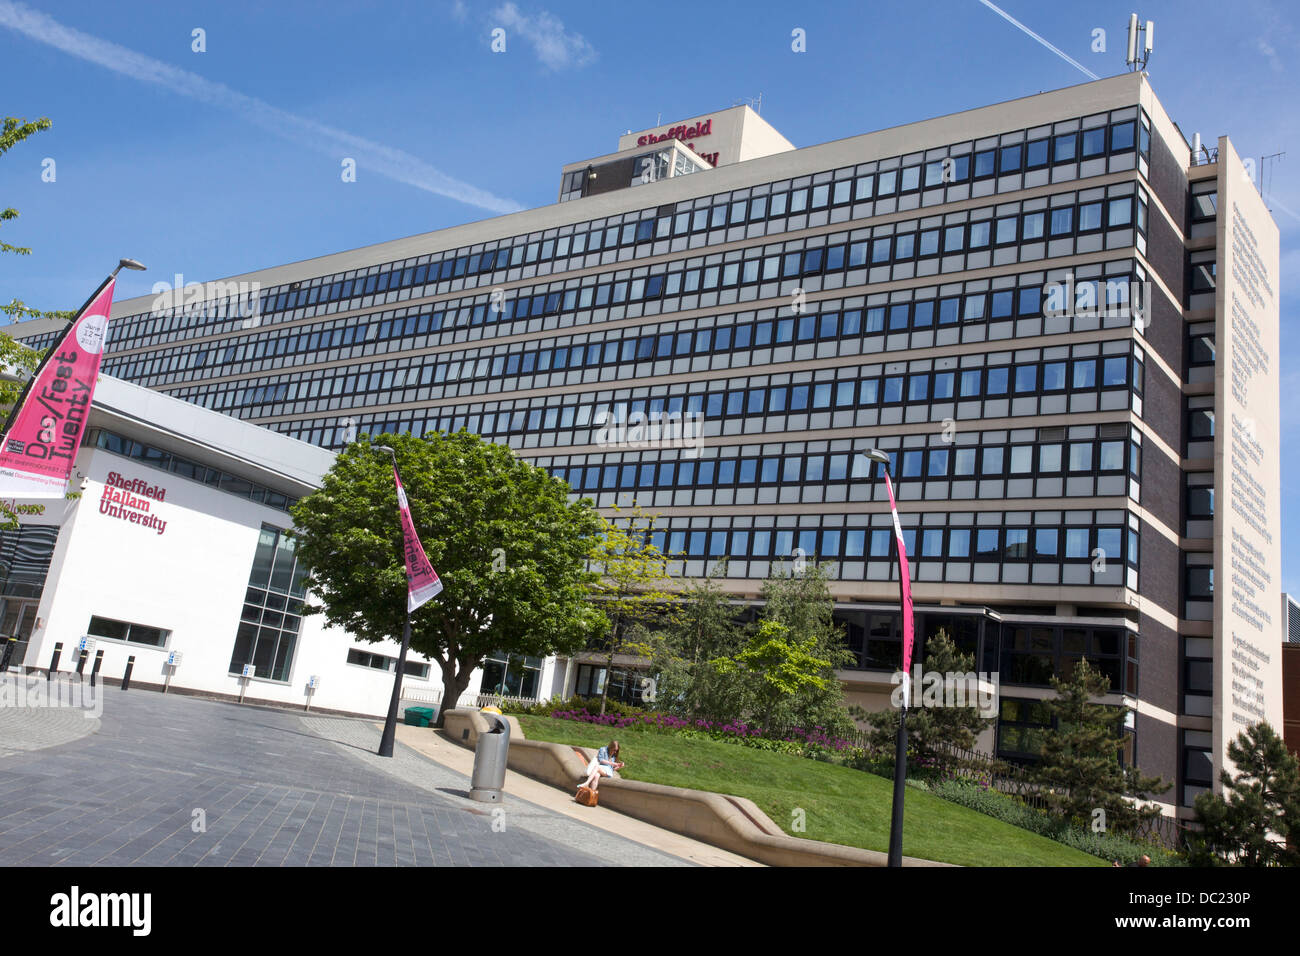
[401,687,539,715]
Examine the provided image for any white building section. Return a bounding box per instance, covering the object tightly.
[3,375,487,717]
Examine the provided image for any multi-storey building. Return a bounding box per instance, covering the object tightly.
[9,74,1282,817]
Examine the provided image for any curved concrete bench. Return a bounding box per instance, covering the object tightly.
[440,708,949,867]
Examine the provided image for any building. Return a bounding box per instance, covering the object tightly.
[0,374,557,716]
[7,73,1283,818]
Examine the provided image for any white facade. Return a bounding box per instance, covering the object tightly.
[9,375,487,718]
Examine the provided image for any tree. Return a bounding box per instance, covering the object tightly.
[290,431,606,721]
[1189,721,1300,867]
[757,561,855,734]
[2,117,73,328]
[1034,658,1168,832]
[643,562,746,718]
[860,628,994,761]
[712,620,831,730]
[588,505,678,714]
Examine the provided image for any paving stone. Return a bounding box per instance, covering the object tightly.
[0,683,689,867]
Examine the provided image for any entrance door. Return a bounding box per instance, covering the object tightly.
[0,599,40,668]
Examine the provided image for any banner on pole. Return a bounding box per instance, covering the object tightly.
[0,277,116,498]
[392,467,443,612]
[883,471,915,707]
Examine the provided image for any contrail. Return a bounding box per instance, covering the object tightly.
[978,0,1099,80]
[0,1,524,214]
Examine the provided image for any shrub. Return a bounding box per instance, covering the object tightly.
[929,778,1185,866]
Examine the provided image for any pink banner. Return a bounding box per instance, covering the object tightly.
[883,471,915,706]
[0,277,116,497]
[393,466,442,612]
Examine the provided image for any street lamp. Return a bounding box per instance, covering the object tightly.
[112,258,147,277]
[864,448,911,867]
[374,444,413,759]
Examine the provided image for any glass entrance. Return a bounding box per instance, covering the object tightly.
[0,598,40,667]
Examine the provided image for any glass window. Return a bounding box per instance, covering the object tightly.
[1025,139,1049,168]
[1073,359,1097,389]
[948,529,970,558]
[1111,121,1136,151]
[975,529,1000,559]
[1082,127,1106,157]
[1108,198,1132,227]
[1102,356,1128,386]
[1034,528,1059,559]
[1079,202,1103,231]
[1050,207,1074,236]
[1054,132,1077,163]
[1039,444,1062,472]
[982,447,1004,475]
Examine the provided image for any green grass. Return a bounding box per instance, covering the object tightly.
[518,715,1106,867]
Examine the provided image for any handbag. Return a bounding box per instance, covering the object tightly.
[576,785,598,807]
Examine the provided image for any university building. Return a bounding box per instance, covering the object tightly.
[8,73,1282,817]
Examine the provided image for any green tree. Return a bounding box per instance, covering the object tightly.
[757,561,855,733]
[1034,657,1168,832]
[589,505,678,714]
[860,628,995,760]
[290,431,606,721]
[1189,721,1300,867]
[712,619,831,730]
[644,561,746,718]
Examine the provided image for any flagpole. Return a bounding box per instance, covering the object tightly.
[375,443,406,758]
[866,449,910,868]
[0,259,143,441]
[378,612,411,759]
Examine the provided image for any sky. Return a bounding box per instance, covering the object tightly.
[1,0,1297,592]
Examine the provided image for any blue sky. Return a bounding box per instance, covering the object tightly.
[1,0,1297,592]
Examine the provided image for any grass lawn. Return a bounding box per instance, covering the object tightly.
[517,715,1105,867]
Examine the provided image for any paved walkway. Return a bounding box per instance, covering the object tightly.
[0,682,691,866]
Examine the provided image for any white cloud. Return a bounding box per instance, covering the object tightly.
[0,0,523,214]
[491,2,596,71]
[450,0,469,24]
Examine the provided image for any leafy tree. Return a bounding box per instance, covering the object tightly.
[757,561,855,733]
[711,620,831,730]
[643,561,746,718]
[1034,657,1168,832]
[290,431,606,721]
[859,628,995,760]
[2,117,73,327]
[1189,721,1300,866]
[588,505,678,714]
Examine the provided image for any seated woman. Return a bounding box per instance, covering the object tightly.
[578,740,624,795]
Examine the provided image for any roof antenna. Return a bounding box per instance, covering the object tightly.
[1125,14,1154,72]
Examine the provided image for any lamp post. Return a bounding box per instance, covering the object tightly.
[374,444,412,759]
[865,448,910,867]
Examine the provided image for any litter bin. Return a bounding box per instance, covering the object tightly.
[403,706,434,727]
[470,714,511,803]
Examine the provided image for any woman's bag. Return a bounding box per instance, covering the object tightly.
[576,785,598,807]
